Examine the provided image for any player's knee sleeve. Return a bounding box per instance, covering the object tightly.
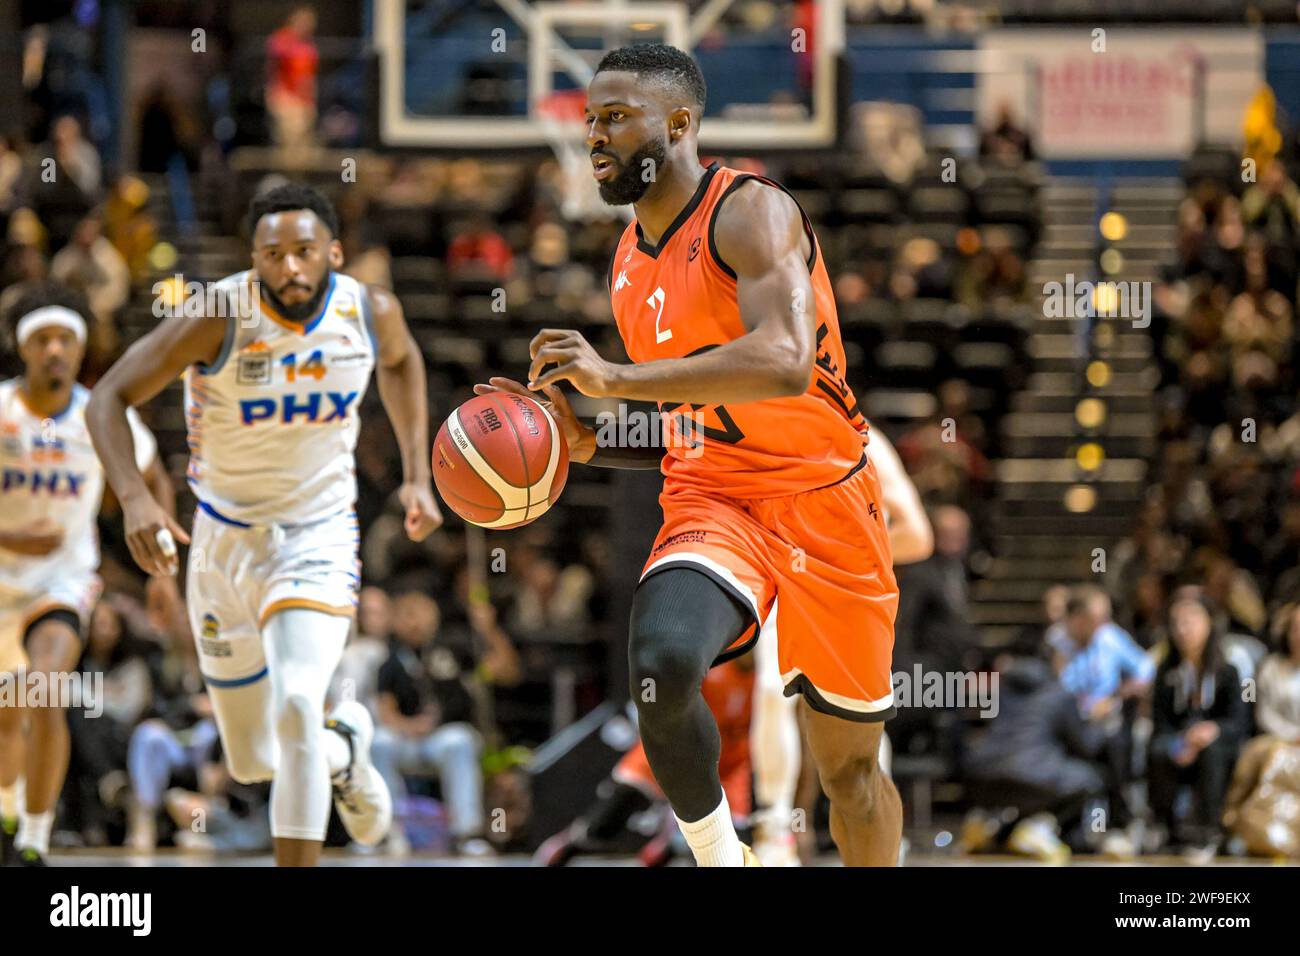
[628,638,711,716]
[628,568,750,716]
[274,690,320,749]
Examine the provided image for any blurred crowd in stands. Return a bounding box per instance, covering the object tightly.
[947,90,1300,863]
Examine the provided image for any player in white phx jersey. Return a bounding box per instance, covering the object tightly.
[88,184,443,867]
[749,427,933,866]
[0,284,172,866]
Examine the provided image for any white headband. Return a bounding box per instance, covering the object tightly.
[15,306,87,347]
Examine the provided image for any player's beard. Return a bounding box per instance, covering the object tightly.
[597,136,668,206]
[263,272,331,323]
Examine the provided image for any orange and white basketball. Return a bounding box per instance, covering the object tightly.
[433,393,569,529]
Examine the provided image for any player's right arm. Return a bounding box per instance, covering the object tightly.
[86,313,228,576]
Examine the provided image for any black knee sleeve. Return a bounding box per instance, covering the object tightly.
[628,567,753,713]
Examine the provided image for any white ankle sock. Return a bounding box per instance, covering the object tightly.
[18,808,53,855]
[676,794,744,867]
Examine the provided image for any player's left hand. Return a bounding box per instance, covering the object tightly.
[527,329,619,397]
[399,482,443,541]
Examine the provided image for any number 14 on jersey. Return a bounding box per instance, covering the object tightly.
[281,350,326,382]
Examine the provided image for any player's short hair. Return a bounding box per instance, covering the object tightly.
[4,281,93,340]
[595,43,707,118]
[246,182,339,239]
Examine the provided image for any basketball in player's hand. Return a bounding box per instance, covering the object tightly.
[433,393,569,529]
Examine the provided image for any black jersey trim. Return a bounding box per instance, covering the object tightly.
[707,174,819,282]
[784,673,896,723]
[634,162,720,259]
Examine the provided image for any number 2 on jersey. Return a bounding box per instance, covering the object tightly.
[647,286,672,344]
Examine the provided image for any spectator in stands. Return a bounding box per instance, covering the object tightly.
[159,750,272,855]
[896,381,990,507]
[1222,731,1300,859]
[23,115,98,252]
[0,245,48,340]
[265,5,319,156]
[890,505,978,756]
[1016,583,1069,652]
[1048,587,1153,715]
[330,585,392,711]
[1257,604,1300,744]
[1148,593,1250,858]
[1152,582,1266,694]
[49,208,130,323]
[341,220,393,291]
[954,226,1028,309]
[1198,551,1268,645]
[370,584,520,856]
[1048,585,1153,855]
[102,175,158,285]
[1222,603,1300,858]
[1263,498,1300,612]
[961,638,1105,863]
[978,100,1035,167]
[505,543,595,645]
[447,213,514,285]
[1241,160,1300,263]
[895,505,978,671]
[124,695,219,852]
[888,236,952,301]
[47,114,101,198]
[136,82,197,175]
[0,132,23,236]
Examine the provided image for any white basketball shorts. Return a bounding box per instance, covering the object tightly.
[186,503,361,686]
[0,573,100,675]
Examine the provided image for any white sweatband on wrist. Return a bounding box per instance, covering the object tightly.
[15,306,88,347]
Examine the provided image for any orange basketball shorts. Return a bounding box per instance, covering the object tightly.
[638,453,899,722]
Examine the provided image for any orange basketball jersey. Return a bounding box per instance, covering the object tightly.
[608,162,868,499]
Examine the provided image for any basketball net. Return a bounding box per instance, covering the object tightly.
[536,90,631,224]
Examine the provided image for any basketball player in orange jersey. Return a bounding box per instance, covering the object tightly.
[476,43,900,866]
